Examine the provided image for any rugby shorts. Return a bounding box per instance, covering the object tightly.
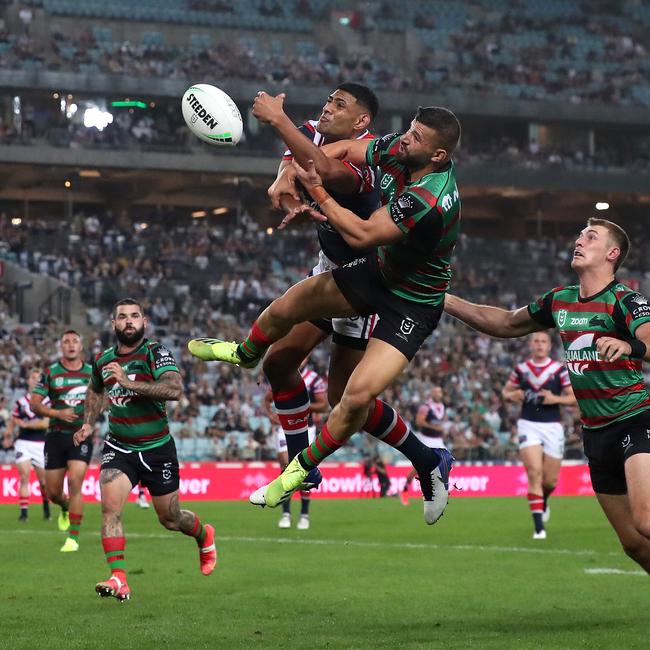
[517,419,565,460]
[14,439,46,469]
[45,434,93,469]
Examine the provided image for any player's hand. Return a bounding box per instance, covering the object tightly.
[596,337,631,362]
[56,407,78,423]
[2,436,13,449]
[105,361,130,387]
[73,424,93,447]
[279,204,326,230]
[252,91,286,125]
[538,389,558,405]
[505,389,525,403]
[268,166,300,209]
[292,160,323,190]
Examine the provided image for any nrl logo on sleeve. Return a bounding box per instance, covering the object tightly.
[557,309,568,327]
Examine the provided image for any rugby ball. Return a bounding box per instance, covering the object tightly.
[181,84,243,146]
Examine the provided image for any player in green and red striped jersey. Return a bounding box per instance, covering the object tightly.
[31,330,93,552]
[74,299,216,602]
[189,106,460,526]
[444,218,650,572]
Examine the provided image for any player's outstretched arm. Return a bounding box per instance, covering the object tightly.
[444,294,543,338]
[293,160,403,248]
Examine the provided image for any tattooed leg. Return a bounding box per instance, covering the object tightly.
[152,492,197,532]
[100,468,133,537]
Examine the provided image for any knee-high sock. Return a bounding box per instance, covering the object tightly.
[273,381,311,459]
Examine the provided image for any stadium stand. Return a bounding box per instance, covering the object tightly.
[1,0,649,106]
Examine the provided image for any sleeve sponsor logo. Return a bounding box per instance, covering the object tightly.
[623,292,650,319]
[154,345,177,370]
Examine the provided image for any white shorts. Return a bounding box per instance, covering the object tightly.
[14,439,46,469]
[276,425,317,455]
[517,419,564,459]
[415,432,446,449]
[310,250,377,348]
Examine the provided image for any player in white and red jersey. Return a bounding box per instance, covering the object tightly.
[266,364,328,530]
[2,369,51,521]
[401,386,448,505]
[502,331,576,539]
[251,83,379,493]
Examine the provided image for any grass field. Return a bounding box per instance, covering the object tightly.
[1,495,648,650]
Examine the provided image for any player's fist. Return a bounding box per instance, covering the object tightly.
[252,91,286,125]
[73,423,93,446]
[596,337,631,362]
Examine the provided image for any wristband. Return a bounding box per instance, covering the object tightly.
[309,185,331,206]
[628,339,647,359]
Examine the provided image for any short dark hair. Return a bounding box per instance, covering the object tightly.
[112,298,144,319]
[61,329,81,339]
[336,82,379,120]
[414,106,461,155]
[587,217,630,271]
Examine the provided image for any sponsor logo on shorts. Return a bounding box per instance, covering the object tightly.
[102,451,115,464]
[396,317,416,341]
[80,444,89,456]
[621,434,633,450]
[162,462,173,482]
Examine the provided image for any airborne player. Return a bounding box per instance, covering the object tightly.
[445,218,650,572]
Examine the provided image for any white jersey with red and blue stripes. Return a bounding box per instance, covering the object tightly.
[12,392,50,442]
[509,358,570,423]
[417,399,446,437]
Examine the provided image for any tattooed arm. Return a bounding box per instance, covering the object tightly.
[73,383,104,445]
[104,362,184,401]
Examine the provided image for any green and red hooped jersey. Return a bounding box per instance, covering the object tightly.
[528,280,650,430]
[91,339,180,451]
[366,133,461,307]
[32,361,92,435]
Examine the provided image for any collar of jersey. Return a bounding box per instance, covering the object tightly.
[113,338,148,358]
[578,278,617,303]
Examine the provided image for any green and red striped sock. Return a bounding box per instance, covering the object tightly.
[298,423,344,469]
[237,320,274,364]
[102,536,126,578]
[68,512,82,539]
[186,514,207,545]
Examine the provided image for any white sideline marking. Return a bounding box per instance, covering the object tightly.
[3,528,621,558]
[584,568,646,576]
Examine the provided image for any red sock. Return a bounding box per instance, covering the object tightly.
[527,492,544,514]
[102,536,126,579]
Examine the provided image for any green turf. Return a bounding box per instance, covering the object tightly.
[1,496,647,649]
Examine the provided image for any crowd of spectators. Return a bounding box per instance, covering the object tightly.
[0,0,649,108]
[6,209,649,465]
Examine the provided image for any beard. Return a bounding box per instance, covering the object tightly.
[115,324,145,346]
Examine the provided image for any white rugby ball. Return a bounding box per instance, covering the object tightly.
[181,83,243,146]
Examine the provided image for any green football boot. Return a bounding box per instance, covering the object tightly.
[187,338,260,369]
[249,457,309,508]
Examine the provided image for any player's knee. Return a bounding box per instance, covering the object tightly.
[67,477,83,495]
[266,297,295,329]
[632,511,650,541]
[526,467,543,484]
[157,514,178,531]
[340,385,375,418]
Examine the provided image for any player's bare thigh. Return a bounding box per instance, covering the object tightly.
[268,272,358,324]
[332,338,409,433]
[625,453,650,537]
[595,491,650,559]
